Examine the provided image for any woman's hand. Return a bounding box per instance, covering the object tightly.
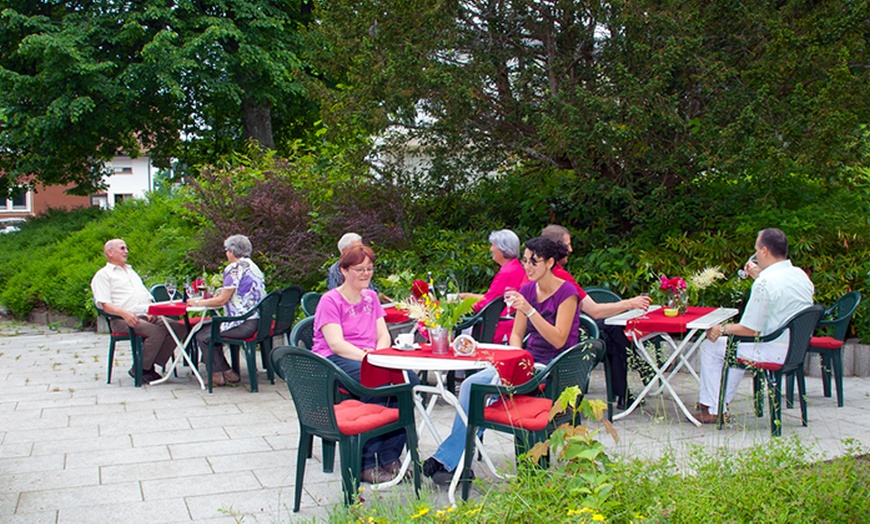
[627,295,652,311]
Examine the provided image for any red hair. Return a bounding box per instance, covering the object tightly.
[339,244,375,269]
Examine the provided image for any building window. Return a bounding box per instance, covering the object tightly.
[114,193,133,205]
[112,166,133,174]
[91,194,109,209]
[2,187,30,212]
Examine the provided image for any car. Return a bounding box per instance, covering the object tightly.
[0,217,27,234]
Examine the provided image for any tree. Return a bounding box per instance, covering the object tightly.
[312,0,870,219]
[0,0,316,195]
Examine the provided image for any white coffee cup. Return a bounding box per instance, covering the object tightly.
[394,333,415,348]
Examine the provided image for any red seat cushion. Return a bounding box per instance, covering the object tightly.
[187,317,203,326]
[737,358,782,371]
[269,319,276,336]
[809,336,843,350]
[334,400,399,435]
[483,395,553,431]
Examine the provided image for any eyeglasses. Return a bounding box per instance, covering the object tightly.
[349,266,374,275]
[521,257,541,267]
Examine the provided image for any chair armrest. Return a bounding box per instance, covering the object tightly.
[210,308,257,329]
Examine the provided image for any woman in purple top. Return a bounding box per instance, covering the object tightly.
[506,237,581,365]
[190,234,266,387]
[311,244,416,485]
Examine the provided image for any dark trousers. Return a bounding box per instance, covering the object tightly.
[111,317,187,370]
[195,319,259,373]
[327,354,420,470]
[598,321,631,400]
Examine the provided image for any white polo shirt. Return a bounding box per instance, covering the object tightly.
[90,263,153,315]
[738,259,814,361]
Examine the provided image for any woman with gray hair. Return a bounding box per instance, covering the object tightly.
[188,234,267,386]
[458,229,528,343]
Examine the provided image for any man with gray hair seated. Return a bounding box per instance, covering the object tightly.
[326,233,382,299]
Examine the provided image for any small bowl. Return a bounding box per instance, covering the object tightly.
[663,308,679,317]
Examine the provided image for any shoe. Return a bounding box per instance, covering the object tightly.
[143,368,163,382]
[361,466,394,484]
[211,372,226,387]
[423,457,446,478]
[223,370,241,383]
[384,460,411,482]
[693,405,723,424]
[616,393,637,411]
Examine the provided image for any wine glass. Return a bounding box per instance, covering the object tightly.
[436,280,449,300]
[737,254,758,280]
[639,292,650,319]
[504,286,517,314]
[164,278,177,304]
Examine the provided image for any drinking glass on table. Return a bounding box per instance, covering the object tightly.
[164,278,177,304]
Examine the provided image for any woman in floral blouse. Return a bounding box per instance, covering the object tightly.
[189,234,266,386]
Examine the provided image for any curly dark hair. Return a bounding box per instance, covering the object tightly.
[523,236,568,267]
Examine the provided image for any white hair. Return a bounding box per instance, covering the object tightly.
[337,232,362,253]
[488,229,520,259]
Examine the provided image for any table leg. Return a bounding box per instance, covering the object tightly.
[149,316,206,390]
[614,330,702,426]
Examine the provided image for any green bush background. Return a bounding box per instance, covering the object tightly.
[0,154,867,339]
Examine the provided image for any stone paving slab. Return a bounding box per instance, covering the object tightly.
[0,321,868,523]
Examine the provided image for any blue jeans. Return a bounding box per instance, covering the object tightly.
[431,366,499,472]
[327,354,421,470]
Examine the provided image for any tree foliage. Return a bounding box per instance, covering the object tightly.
[0,0,316,195]
[312,0,870,227]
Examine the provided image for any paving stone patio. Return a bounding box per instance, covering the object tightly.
[1,320,868,523]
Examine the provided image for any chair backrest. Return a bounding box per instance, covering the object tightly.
[584,287,621,304]
[780,305,826,374]
[253,291,282,341]
[455,296,506,343]
[272,346,342,437]
[150,284,181,302]
[289,315,316,349]
[578,313,599,339]
[274,285,304,336]
[821,291,861,341]
[542,338,606,400]
[301,292,322,317]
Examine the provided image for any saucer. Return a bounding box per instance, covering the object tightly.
[392,343,420,351]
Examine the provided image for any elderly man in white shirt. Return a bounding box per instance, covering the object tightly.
[91,239,186,382]
[694,228,814,423]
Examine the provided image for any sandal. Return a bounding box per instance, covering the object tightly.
[223,370,241,383]
[211,372,226,387]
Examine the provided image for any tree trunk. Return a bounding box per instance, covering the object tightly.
[241,99,275,149]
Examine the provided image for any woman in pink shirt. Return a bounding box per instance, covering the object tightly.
[311,245,417,485]
[458,229,528,343]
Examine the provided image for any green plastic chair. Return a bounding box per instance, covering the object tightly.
[149,284,182,302]
[453,296,506,343]
[301,291,322,317]
[578,313,613,421]
[97,307,145,387]
[205,291,281,393]
[717,305,824,436]
[271,346,421,511]
[584,287,622,304]
[289,315,315,350]
[272,285,304,344]
[460,339,606,500]
[786,291,860,408]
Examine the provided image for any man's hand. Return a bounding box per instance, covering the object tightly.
[628,295,652,310]
[121,310,140,327]
[744,260,761,280]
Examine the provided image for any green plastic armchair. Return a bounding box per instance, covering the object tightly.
[97,307,145,387]
[271,346,420,511]
[717,305,824,436]
[301,291,322,317]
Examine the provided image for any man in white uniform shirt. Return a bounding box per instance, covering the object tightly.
[695,228,814,423]
[91,239,186,382]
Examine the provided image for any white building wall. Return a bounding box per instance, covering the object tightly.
[94,156,154,208]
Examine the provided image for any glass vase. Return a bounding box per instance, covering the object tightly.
[429,326,450,355]
[668,291,688,314]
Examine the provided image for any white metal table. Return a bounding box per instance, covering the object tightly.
[364,344,528,502]
[146,301,218,390]
[605,306,739,426]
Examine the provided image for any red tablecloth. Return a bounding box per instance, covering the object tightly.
[361,345,534,388]
[148,302,188,316]
[626,306,717,337]
[383,306,410,323]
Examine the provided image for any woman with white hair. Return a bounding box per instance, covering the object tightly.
[458,229,528,343]
[188,234,267,387]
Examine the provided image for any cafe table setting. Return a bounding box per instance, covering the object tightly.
[361,339,534,502]
[605,304,738,426]
[146,299,219,389]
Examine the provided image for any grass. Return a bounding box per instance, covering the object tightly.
[327,438,869,523]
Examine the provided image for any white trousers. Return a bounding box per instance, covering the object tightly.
[698,337,789,415]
